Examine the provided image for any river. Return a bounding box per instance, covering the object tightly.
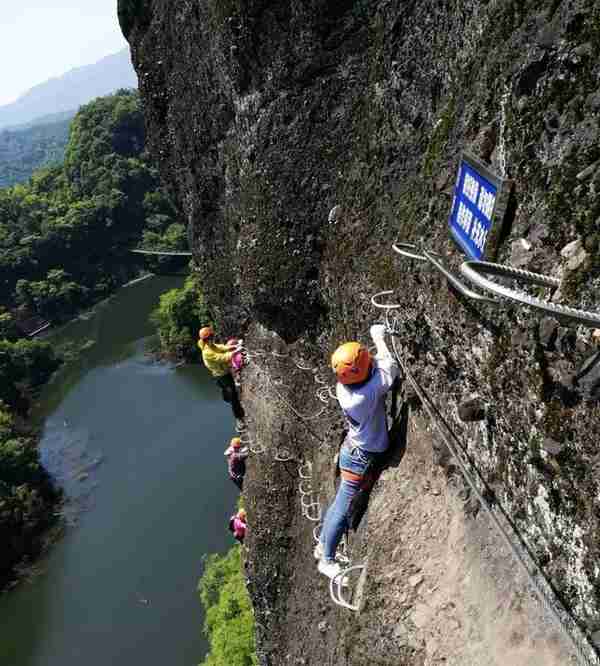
[0,276,238,666]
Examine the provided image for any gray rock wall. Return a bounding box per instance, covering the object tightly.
[121,0,600,654]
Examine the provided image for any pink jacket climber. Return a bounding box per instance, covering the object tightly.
[230,509,247,543]
[224,437,249,490]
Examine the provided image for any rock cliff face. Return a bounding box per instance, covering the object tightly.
[120,1,600,662]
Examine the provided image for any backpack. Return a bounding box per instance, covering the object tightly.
[228,516,236,533]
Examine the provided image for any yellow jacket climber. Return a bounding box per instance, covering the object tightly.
[198,332,235,378]
[198,326,245,420]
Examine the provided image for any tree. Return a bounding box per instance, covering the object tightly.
[0,309,18,341]
[150,273,210,359]
[0,339,60,409]
[0,437,44,486]
[15,270,88,319]
[198,546,258,666]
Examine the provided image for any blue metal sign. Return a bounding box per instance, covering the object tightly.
[449,157,499,260]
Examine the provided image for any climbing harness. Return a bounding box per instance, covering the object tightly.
[373,304,599,665]
[340,469,364,484]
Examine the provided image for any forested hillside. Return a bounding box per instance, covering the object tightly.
[0,88,184,588]
[0,115,73,188]
[0,89,183,324]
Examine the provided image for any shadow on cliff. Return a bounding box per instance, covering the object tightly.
[382,399,410,471]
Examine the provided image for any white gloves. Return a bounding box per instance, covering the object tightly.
[369,324,386,340]
[369,324,393,361]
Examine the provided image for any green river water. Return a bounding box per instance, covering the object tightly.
[0,276,238,666]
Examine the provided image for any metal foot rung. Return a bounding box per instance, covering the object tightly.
[330,564,367,612]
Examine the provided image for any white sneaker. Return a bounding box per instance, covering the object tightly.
[318,559,349,586]
[313,542,324,561]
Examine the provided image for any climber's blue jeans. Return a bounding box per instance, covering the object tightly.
[320,444,378,561]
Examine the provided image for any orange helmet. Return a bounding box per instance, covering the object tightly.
[230,437,241,448]
[331,342,372,385]
[199,326,214,341]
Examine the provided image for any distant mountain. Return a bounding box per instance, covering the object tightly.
[5,109,77,132]
[0,49,137,130]
[0,114,73,188]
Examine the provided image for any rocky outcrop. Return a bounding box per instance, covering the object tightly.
[121,1,600,662]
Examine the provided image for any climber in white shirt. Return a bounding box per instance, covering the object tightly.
[316,324,399,582]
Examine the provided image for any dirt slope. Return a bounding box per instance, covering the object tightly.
[338,416,577,666]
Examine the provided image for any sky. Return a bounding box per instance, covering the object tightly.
[0,1,128,105]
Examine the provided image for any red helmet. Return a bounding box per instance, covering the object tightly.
[198,326,214,341]
[331,342,372,385]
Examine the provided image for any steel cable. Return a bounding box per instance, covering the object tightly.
[460,261,600,328]
[392,241,600,328]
